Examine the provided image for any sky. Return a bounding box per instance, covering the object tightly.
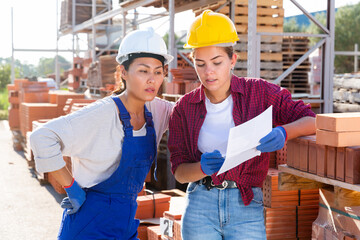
[0,0,359,66]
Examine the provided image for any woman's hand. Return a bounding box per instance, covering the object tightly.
[200,150,225,176]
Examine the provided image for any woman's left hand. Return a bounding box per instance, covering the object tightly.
[256,126,287,153]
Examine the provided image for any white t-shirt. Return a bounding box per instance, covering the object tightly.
[30,96,174,188]
[197,94,235,156]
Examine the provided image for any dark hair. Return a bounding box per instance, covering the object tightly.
[112,58,134,95]
[190,46,234,60]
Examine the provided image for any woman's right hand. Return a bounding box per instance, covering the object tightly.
[200,150,225,176]
[61,179,86,214]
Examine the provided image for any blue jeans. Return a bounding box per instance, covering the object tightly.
[181,182,266,240]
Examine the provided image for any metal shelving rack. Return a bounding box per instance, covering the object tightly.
[11,0,335,113]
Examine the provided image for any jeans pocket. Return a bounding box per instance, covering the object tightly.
[251,187,264,205]
[186,182,199,194]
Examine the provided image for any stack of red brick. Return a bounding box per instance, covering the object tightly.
[286,113,360,184]
[137,189,186,240]
[263,168,319,239]
[165,53,200,95]
[7,79,97,194]
[68,57,92,92]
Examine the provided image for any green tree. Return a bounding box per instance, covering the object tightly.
[283,17,306,32]
[306,12,327,46]
[37,55,71,77]
[0,57,37,79]
[0,63,11,89]
[333,3,360,73]
[163,32,186,49]
[306,3,360,73]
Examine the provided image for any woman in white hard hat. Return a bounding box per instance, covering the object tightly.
[168,10,316,239]
[30,27,174,239]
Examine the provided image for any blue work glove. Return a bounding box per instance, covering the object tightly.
[256,126,287,153]
[60,179,86,215]
[200,150,225,176]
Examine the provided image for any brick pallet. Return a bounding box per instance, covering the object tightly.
[87,55,117,90]
[192,1,284,81]
[285,113,360,185]
[263,169,319,239]
[19,103,59,137]
[60,0,106,32]
[193,0,284,34]
[49,91,85,115]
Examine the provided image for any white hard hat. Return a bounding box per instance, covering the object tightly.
[116,27,174,65]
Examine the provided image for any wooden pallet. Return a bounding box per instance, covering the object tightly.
[281,36,311,93]
[193,0,284,34]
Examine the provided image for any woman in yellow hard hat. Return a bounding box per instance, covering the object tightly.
[168,10,316,239]
[30,27,174,239]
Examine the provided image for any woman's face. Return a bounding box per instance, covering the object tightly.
[193,46,236,97]
[122,57,164,102]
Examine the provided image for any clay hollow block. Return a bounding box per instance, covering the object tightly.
[336,147,346,182]
[316,112,360,132]
[326,146,337,179]
[308,137,317,174]
[316,129,360,147]
[345,146,360,184]
[316,144,327,177]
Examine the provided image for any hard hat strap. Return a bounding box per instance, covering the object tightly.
[126,52,165,67]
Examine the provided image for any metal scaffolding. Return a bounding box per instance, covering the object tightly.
[11,0,335,113]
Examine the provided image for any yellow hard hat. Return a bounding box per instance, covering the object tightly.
[184,10,239,49]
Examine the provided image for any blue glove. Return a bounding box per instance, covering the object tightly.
[200,150,225,176]
[256,126,287,153]
[61,179,86,215]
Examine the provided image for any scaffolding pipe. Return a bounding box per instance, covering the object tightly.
[247,0,257,77]
[168,0,176,82]
[11,7,14,84]
[72,0,76,59]
[122,9,127,37]
[322,0,335,113]
[355,44,358,73]
[56,0,60,88]
[92,0,96,63]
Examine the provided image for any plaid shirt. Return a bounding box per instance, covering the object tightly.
[168,75,315,206]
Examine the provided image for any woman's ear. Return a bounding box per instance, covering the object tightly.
[231,53,237,69]
[119,65,128,81]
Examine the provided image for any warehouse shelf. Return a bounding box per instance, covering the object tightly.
[278,164,360,192]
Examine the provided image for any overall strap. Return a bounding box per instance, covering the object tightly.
[144,104,159,181]
[111,96,133,137]
[144,104,154,128]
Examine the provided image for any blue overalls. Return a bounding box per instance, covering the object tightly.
[58,96,157,240]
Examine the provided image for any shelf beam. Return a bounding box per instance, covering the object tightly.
[278,165,360,192]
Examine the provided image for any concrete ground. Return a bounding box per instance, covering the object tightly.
[0,120,65,240]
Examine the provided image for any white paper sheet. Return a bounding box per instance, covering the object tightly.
[217,106,273,175]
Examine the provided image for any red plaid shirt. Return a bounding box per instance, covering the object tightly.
[168,75,315,206]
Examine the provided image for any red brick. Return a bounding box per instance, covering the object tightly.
[7,84,15,91]
[275,142,287,168]
[263,169,299,208]
[147,225,162,240]
[345,146,360,184]
[308,136,317,174]
[326,146,337,179]
[135,193,171,219]
[316,112,360,132]
[299,136,309,172]
[316,144,327,177]
[336,147,346,181]
[137,223,148,240]
[8,108,20,130]
[316,129,360,147]
[20,103,59,136]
